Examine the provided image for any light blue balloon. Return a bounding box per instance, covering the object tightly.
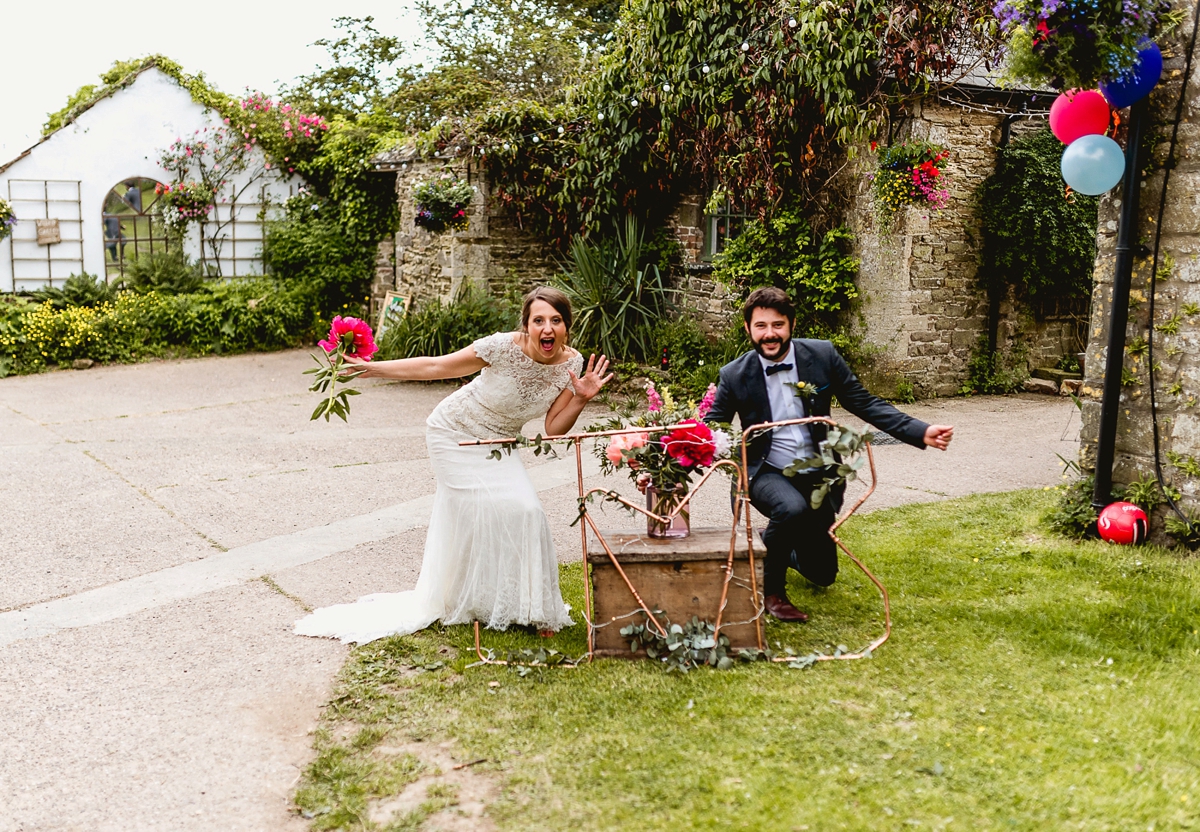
[1061,134,1125,196]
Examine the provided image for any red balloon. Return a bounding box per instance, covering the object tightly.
[1097,501,1148,545]
[1049,90,1111,145]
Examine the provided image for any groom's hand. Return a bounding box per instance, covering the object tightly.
[924,424,954,450]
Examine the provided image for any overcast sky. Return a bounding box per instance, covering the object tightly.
[0,0,427,161]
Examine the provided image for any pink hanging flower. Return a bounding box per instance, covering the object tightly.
[646,382,663,413]
[319,316,378,360]
[696,383,717,418]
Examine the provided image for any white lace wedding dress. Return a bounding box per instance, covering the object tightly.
[294,332,582,644]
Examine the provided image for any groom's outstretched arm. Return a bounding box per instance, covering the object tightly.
[826,345,930,449]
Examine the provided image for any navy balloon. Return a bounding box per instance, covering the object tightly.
[1061,134,1126,195]
[1101,42,1163,109]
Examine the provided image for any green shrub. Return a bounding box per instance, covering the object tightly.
[1046,474,1103,539]
[654,316,749,398]
[960,334,1028,395]
[28,273,118,309]
[120,249,206,295]
[712,206,859,342]
[263,194,374,313]
[375,285,519,361]
[2,278,321,375]
[553,215,671,363]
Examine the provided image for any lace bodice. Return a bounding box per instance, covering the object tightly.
[427,332,583,438]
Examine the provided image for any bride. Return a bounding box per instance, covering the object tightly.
[295,286,612,644]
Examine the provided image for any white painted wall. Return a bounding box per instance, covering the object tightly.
[0,67,296,292]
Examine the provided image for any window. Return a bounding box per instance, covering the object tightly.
[102,178,168,280]
[702,196,752,260]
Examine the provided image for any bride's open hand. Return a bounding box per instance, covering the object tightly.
[569,354,613,401]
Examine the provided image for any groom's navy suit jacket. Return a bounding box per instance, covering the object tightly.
[705,339,930,486]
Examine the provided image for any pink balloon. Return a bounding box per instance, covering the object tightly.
[1049,90,1111,145]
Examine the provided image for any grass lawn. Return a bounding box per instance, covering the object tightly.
[295,490,1200,831]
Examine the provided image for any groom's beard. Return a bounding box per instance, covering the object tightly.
[751,334,789,360]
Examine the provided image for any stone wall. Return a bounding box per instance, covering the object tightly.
[842,99,1088,397]
[372,104,1090,396]
[1079,2,1200,515]
[369,153,560,319]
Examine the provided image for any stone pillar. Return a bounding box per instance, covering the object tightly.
[1080,2,1200,517]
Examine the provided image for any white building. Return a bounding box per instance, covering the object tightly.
[0,63,297,293]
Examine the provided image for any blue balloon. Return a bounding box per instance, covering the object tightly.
[1101,42,1164,109]
[1061,134,1126,195]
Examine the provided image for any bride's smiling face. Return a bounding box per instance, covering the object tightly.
[525,299,568,360]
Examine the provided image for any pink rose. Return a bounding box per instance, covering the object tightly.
[605,432,648,466]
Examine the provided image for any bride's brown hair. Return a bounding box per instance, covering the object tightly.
[520,286,573,333]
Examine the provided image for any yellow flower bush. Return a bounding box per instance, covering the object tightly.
[1,278,326,377]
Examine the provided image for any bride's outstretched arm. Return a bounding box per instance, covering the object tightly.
[544,354,613,436]
[342,345,487,381]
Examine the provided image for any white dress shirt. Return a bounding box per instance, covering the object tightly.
[759,344,815,470]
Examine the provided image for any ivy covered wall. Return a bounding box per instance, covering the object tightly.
[844,97,1089,398]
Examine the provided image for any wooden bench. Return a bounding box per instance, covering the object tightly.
[586,527,764,657]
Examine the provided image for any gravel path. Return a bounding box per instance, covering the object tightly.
[0,350,1080,831]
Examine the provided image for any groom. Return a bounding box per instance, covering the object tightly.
[706,288,954,622]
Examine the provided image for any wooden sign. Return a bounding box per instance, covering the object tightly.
[35,219,61,246]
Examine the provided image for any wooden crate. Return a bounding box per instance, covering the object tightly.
[587,527,764,657]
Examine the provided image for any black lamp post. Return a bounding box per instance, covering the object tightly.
[1092,97,1150,510]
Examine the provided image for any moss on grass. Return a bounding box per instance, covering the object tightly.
[296,490,1200,830]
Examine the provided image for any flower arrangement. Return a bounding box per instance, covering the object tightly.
[993,0,1175,90]
[0,197,15,241]
[871,141,950,230]
[596,382,733,491]
[413,176,474,233]
[593,383,734,537]
[305,316,378,422]
[154,181,217,233]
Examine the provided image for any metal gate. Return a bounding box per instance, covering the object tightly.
[7,179,84,289]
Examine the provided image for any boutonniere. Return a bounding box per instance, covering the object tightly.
[784,380,826,404]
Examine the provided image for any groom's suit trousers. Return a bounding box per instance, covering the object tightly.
[749,464,839,596]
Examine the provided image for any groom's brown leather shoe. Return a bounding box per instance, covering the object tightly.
[764,594,809,622]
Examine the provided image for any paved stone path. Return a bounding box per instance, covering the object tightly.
[0,350,1080,831]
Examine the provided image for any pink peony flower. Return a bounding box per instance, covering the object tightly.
[662,420,715,468]
[605,432,648,466]
[319,316,378,360]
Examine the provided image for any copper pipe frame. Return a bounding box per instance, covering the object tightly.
[465,417,888,667]
[737,417,890,662]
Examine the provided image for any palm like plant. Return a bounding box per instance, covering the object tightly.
[554,216,670,363]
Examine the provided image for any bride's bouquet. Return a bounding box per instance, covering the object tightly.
[305,315,377,422]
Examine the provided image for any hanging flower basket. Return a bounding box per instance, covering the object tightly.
[0,197,16,241]
[871,141,950,230]
[993,0,1175,90]
[413,177,474,233]
[155,181,217,233]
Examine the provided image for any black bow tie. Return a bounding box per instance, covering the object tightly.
[764,362,793,377]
